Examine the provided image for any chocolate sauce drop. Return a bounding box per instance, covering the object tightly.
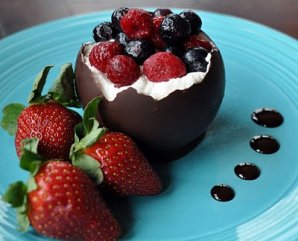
[251,108,284,128]
[211,184,235,202]
[250,135,280,154]
[234,163,260,180]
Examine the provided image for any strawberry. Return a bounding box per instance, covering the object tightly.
[14,101,81,159]
[2,139,121,241]
[70,97,162,196]
[1,64,82,160]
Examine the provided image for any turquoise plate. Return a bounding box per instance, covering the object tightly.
[0,9,297,241]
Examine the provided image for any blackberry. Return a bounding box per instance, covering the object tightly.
[115,32,130,47]
[153,8,173,17]
[179,10,202,34]
[181,47,209,72]
[111,7,129,32]
[92,22,115,42]
[125,40,155,64]
[160,14,191,44]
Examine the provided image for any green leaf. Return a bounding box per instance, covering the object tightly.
[2,181,30,232]
[20,138,44,175]
[28,65,53,104]
[83,97,102,134]
[48,63,81,108]
[16,198,30,232]
[1,103,25,135]
[2,181,27,208]
[72,153,104,185]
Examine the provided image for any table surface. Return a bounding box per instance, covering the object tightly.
[0,0,297,39]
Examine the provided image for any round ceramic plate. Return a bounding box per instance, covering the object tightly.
[0,9,297,241]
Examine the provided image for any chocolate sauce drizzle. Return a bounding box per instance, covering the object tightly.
[250,135,280,154]
[251,108,284,128]
[211,184,235,202]
[234,163,260,180]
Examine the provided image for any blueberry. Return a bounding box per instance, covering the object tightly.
[162,45,183,57]
[160,14,191,44]
[125,40,155,64]
[153,8,173,17]
[115,32,130,47]
[92,22,115,42]
[111,7,129,32]
[181,47,209,72]
[179,10,202,34]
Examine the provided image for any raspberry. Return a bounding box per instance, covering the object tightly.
[120,8,153,39]
[143,52,186,82]
[183,35,212,52]
[150,16,166,49]
[89,41,123,73]
[106,55,140,87]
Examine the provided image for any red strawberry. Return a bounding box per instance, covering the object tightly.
[28,161,121,241]
[70,97,162,196]
[3,142,121,241]
[15,101,81,159]
[143,52,187,82]
[83,131,162,196]
[1,64,82,160]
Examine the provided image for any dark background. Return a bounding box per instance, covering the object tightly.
[0,0,297,39]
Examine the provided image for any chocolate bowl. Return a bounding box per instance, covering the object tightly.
[75,31,225,162]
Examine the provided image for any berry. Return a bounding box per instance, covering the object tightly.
[124,39,155,64]
[150,16,166,49]
[183,35,213,52]
[160,14,191,44]
[89,41,123,73]
[115,32,130,46]
[15,101,81,160]
[82,131,162,196]
[106,55,140,87]
[120,8,153,39]
[111,7,129,32]
[153,8,173,17]
[162,45,183,57]
[92,22,115,42]
[179,10,202,34]
[143,52,187,82]
[4,160,121,241]
[181,47,209,72]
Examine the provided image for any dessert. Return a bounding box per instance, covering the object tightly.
[75,7,225,162]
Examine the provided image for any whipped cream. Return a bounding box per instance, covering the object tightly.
[83,43,213,101]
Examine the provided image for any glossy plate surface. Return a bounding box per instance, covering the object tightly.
[0,9,297,241]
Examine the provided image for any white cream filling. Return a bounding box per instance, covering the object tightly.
[83,43,213,101]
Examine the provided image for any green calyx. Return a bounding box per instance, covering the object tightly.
[70,97,106,185]
[28,63,81,107]
[2,181,29,231]
[1,63,81,136]
[1,103,25,135]
[2,138,44,232]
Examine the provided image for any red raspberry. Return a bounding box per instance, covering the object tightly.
[89,41,123,73]
[183,35,213,52]
[143,52,186,82]
[120,9,153,39]
[106,55,140,87]
[150,16,166,49]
